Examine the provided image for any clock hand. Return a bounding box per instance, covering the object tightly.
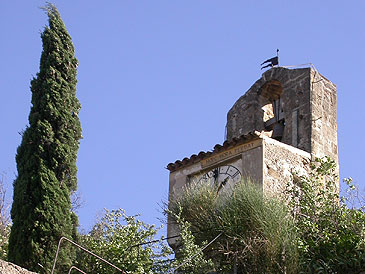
[217,177,229,194]
[213,168,219,186]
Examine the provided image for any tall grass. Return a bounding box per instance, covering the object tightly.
[168,180,299,273]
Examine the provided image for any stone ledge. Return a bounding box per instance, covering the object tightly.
[0,259,37,274]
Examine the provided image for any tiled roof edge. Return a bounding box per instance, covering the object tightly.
[166,131,261,172]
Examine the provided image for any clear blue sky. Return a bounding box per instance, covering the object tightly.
[1,1,364,232]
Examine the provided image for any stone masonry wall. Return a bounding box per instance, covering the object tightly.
[310,70,338,163]
[226,67,313,153]
[0,259,37,274]
[263,136,311,196]
[278,68,311,153]
[226,67,338,167]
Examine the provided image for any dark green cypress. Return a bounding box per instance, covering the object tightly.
[8,4,81,272]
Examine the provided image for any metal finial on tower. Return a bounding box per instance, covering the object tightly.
[261,49,279,70]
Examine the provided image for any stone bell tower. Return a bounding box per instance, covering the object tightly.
[226,66,338,163]
[166,66,338,249]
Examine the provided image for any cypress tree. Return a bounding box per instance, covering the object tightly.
[8,4,81,272]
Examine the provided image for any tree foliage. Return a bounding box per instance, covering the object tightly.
[170,207,214,274]
[76,209,172,274]
[8,4,81,272]
[286,157,365,273]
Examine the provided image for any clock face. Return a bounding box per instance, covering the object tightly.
[198,165,242,193]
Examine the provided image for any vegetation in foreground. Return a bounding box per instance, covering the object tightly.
[286,157,365,273]
[1,157,364,273]
[76,209,172,274]
[168,178,300,273]
[167,157,365,274]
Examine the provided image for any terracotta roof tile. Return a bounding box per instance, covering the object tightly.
[166,131,261,172]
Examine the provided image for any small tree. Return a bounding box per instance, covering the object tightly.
[286,157,365,273]
[77,209,173,274]
[169,207,215,274]
[8,4,81,272]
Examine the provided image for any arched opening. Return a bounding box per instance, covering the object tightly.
[259,80,285,141]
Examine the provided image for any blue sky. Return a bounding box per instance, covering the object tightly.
[1,1,364,232]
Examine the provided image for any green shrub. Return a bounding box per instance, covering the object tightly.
[77,209,172,274]
[168,180,299,274]
[286,157,365,273]
[171,208,215,274]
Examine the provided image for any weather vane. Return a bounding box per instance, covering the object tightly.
[261,49,279,70]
